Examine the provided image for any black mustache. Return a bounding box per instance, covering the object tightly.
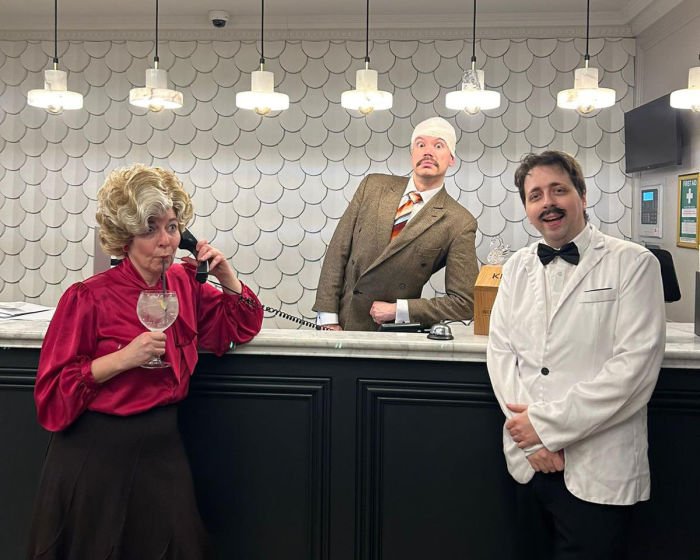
[418,157,438,165]
[539,207,566,221]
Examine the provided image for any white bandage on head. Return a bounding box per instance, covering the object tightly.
[410,117,456,158]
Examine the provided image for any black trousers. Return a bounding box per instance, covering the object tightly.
[514,472,633,560]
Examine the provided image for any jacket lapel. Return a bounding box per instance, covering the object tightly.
[365,186,447,276]
[523,247,548,332]
[549,227,608,322]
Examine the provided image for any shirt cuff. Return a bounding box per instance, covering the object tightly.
[527,404,561,452]
[395,299,409,323]
[523,443,545,456]
[223,283,258,308]
[317,311,339,326]
[82,359,103,393]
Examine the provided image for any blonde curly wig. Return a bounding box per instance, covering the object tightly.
[96,164,194,257]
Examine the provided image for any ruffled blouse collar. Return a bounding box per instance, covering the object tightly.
[116,257,167,290]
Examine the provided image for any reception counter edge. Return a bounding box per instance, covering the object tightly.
[1,319,695,368]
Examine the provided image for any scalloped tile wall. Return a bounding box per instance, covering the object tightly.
[0,37,635,328]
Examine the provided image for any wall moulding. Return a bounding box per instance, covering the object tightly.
[635,0,700,50]
[0,25,633,43]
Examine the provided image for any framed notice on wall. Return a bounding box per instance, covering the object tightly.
[677,173,700,248]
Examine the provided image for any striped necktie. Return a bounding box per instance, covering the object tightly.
[391,191,422,240]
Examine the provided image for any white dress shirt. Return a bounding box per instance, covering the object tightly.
[542,225,592,323]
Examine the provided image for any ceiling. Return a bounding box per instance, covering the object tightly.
[0,0,684,34]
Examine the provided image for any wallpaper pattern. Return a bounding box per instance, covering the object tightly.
[0,36,635,327]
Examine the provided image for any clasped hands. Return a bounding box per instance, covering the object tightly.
[506,403,564,473]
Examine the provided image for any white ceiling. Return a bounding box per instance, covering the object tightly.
[0,0,684,33]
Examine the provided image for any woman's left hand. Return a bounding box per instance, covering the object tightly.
[181,239,243,295]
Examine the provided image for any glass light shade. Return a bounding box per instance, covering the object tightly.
[27,69,83,114]
[129,68,183,112]
[557,67,615,114]
[341,68,392,115]
[445,68,500,114]
[670,66,700,112]
[236,70,289,115]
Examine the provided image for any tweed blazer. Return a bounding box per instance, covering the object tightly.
[313,173,479,331]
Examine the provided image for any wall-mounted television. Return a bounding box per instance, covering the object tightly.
[624,93,682,173]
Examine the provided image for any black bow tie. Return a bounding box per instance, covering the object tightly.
[537,242,580,266]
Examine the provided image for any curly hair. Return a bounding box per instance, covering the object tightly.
[514,150,587,204]
[96,164,194,257]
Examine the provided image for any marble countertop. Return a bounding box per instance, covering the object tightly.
[1,320,697,369]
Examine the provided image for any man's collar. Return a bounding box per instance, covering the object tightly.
[540,223,592,255]
[406,176,444,195]
[410,174,445,194]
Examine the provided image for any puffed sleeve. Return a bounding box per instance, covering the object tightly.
[34,283,103,432]
[196,281,264,355]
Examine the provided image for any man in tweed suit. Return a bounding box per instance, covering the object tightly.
[313,117,479,331]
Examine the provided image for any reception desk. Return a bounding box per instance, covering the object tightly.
[2,322,699,559]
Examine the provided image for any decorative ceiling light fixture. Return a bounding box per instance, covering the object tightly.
[556,0,615,114]
[340,0,392,115]
[445,0,500,115]
[670,54,700,112]
[27,0,83,114]
[129,0,183,112]
[236,0,289,115]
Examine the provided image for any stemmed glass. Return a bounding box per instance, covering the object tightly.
[136,290,179,369]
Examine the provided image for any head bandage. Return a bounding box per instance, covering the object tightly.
[411,117,456,158]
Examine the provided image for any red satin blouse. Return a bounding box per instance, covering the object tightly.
[34,258,264,431]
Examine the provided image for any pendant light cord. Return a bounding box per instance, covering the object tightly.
[53,0,58,66]
[154,0,160,66]
[260,0,265,67]
[471,0,476,66]
[584,0,590,63]
[365,0,370,64]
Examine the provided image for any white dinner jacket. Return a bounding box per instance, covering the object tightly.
[487,225,666,505]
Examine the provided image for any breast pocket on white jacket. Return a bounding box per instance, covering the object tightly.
[578,287,617,303]
[576,287,618,367]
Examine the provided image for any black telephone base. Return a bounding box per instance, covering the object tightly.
[378,323,424,333]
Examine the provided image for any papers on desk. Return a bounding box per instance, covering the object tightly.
[0,301,55,321]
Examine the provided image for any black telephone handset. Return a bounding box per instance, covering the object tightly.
[178,228,326,330]
[178,228,210,284]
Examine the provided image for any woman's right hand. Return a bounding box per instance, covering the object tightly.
[121,332,167,370]
[91,331,167,383]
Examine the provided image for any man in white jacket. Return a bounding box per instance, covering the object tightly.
[487,150,665,559]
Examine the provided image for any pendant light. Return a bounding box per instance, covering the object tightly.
[340,0,392,115]
[670,54,700,112]
[235,0,289,115]
[556,0,615,114]
[27,0,83,114]
[445,0,500,115]
[129,0,183,112]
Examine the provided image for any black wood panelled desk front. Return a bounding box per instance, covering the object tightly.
[1,322,698,559]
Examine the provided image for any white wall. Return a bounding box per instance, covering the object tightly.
[636,0,700,322]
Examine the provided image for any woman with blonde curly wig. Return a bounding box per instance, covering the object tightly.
[27,164,263,560]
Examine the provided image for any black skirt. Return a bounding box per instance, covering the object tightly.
[26,405,212,560]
